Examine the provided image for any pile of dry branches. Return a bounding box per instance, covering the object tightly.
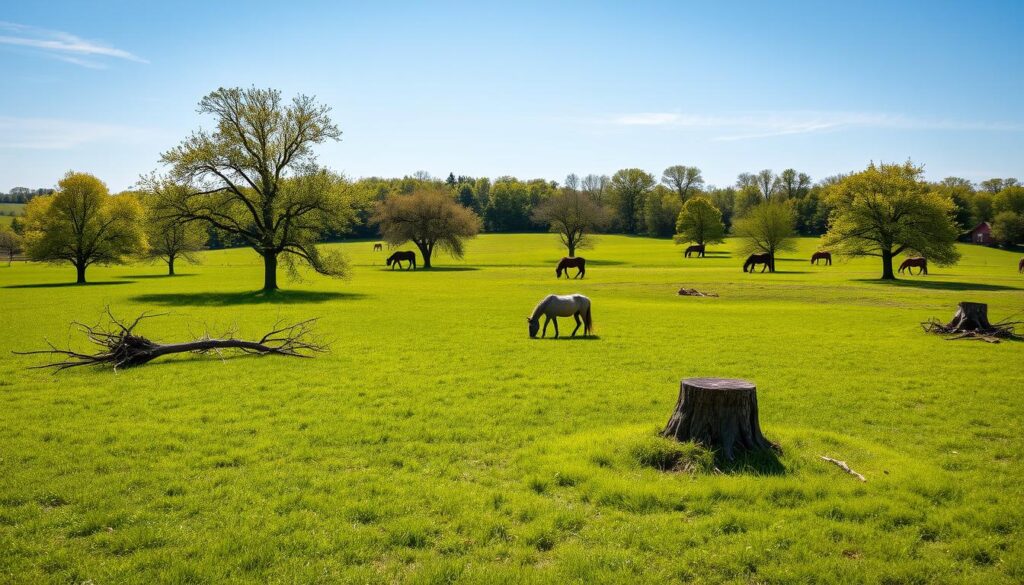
[678,288,719,297]
[921,302,1021,343]
[15,309,325,371]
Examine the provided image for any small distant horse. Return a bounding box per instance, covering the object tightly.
[386,251,417,270]
[373,243,383,251]
[527,294,593,338]
[556,257,586,279]
[1018,257,1024,274]
[684,244,706,258]
[743,253,773,273]
[811,251,832,266]
[898,257,928,275]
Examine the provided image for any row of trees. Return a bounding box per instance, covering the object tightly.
[9,87,1017,287]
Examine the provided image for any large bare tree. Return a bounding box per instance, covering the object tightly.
[662,165,704,202]
[153,87,350,291]
[532,184,610,256]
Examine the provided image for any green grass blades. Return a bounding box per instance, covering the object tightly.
[1,234,1023,583]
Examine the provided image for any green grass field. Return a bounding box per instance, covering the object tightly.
[0,203,24,228]
[1,234,1022,583]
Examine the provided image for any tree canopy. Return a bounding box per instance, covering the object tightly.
[609,168,655,234]
[372,187,482,268]
[822,161,960,279]
[22,172,147,283]
[531,185,610,256]
[732,201,796,272]
[141,186,206,275]
[661,165,704,202]
[674,196,726,248]
[153,87,351,291]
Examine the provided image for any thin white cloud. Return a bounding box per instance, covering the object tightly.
[605,111,1023,141]
[0,21,147,68]
[0,117,158,150]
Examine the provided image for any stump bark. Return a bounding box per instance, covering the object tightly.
[945,302,992,331]
[661,377,775,460]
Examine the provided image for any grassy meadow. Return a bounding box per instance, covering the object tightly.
[1,234,1023,584]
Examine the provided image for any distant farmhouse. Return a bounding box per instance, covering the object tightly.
[963,221,993,245]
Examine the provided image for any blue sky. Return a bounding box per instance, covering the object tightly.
[1,0,1022,192]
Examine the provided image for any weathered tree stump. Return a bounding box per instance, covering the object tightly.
[661,377,775,460]
[945,302,992,331]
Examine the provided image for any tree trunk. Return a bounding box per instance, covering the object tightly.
[263,253,278,290]
[881,249,895,280]
[768,252,776,273]
[661,377,775,460]
[417,241,432,269]
[567,241,576,257]
[168,256,176,276]
[75,262,87,284]
[945,302,992,331]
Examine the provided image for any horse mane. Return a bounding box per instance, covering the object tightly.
[529,296,551,321]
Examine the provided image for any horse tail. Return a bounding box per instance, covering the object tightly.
[583,303,593,335]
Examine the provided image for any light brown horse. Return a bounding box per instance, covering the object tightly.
[898,257,928,275]
[811,251,832,265]
[556,257,586,279]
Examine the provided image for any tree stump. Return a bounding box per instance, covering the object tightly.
[945,302,992,331]
[661,377,775,460]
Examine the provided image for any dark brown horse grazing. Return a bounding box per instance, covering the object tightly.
[556,256,586,279]
[684,244,706,258]
[373,243,383,251]
[387,251,416,270]
[743,253,773,273]
[1019,257,1024,274]
[898,257,928,275]
[811,251,832,265]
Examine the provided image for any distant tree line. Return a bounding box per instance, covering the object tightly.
[0,188,54,203]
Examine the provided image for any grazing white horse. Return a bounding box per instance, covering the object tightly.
[527,294,593,338]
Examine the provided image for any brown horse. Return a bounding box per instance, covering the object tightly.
[387,251,416,270]
[898,257,928,275]
[811,251,832,265]
[684,244,706,258]
[373,243,383,251]
[556,256,586,279]
[743,253,773,273]
[1019,257,1024,274]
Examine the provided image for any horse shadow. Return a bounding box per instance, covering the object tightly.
[378,266,479,272]
[131,290,367,306]
[117,273,197,279]
[545,335,601,341]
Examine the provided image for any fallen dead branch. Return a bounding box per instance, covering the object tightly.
[820,456,866,482]
[14,309,325,371]
[921,302,1021,343]
[678,288,719,297]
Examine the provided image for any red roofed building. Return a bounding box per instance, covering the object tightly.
[965,222,993,245]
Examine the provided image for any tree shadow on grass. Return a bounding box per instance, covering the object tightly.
[379,266,480,272]
[4,281,134,289]
[117,273,196,279]
[131,290,367,306]
[716,447,786,476]
[853,279,1021,292]
[584,259,626,266]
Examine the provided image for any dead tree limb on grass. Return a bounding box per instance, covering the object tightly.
[14,310,325,371]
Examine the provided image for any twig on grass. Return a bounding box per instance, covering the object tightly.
[820,456,866,482]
